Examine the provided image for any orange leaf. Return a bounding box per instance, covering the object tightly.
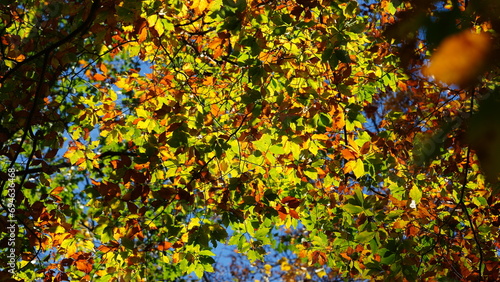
[50,186,64,195]
[138,27,148,43]
[343,160,356,174]
[347,136,360,153]
[341,148,357,160]
[289,209,300,219]
[75,158,85,166]
[75,260,92,273]
[340,252,351,260]
[99,63,108,74]
[208,37,223,50]
[15,54,26,62]
[278,210,287,220]
[94,73,106,81]
[203,77,215,86]
[423,30,491,86]
[210,104,220,116]
[158,241,173,251]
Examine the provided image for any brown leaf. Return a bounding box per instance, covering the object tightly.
[281,196,301,209]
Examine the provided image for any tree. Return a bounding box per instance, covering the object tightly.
[1,0,499,280]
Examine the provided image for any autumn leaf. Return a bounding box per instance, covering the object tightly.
[423,29,492,86]
[94,73,106,81]
[75,259,92,273]
[3,0,500,281]
[281,196,301,209]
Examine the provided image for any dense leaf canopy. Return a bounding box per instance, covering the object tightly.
[1,0,500,281]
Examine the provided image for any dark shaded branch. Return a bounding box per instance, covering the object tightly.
[416,88,483,279]
[185,27,216,36]
[16,151,136,176]
[98,151,138,159]
[174,14,205,27]
[457,92,484,279]
[16,162,72,176]
[0,0,101,84]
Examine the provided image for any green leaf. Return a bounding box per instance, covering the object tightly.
[343,203,364,214]
[194,264,205,278]
[273,26,287,35]
[199,250,215,256]
[245,220,255,236]
[121,237,134,249]
[472,196,488,206]
[254,227,270,241]
[380,251,396,265]
[355,231,375,243]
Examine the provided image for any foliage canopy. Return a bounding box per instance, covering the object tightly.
[1,0,500,281]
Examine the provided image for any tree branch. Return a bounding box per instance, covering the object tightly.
[0,0,101,84]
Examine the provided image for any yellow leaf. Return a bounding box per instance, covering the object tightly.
[136,108,149,118]
[147,14,158,27]
[173,252,181,263]
[315,268,327,278]
[79,240,94,251]
[181,232,189,243]
[190,0,209,13]
[160,253,170,263]
[312,133,329,140]
[148,14,164,36]
[264,264,272,275]
[61,237,77,256]
[345,159,364,178]
[114,78,129,90]
[409,184,422,204]
[280,258,291,271]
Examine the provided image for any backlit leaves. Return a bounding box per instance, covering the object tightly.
[1,0,500,281]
